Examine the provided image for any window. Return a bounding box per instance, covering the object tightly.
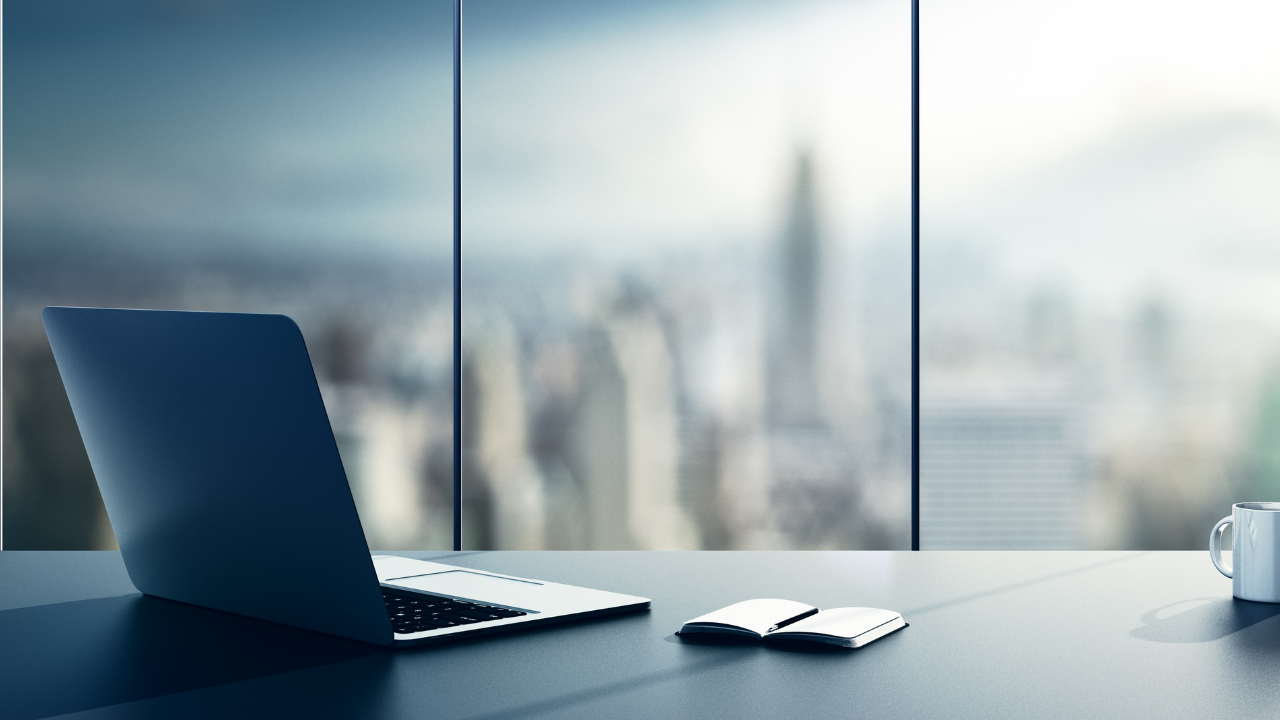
[3,0,455,550]
[920,0,1280,548]
[25,0,1260,553]
[460,0,912,549]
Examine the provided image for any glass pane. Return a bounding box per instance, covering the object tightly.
[921,0,1280,548]
[3,0,454,550]
[462,0,912,549]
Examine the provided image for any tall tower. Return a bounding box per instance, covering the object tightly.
[764,150,863,548]
[768,151,822,428]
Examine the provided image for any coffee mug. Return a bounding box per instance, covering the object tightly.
[1210,502,1280,603]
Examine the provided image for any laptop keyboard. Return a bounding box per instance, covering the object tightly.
[383,590,528,635]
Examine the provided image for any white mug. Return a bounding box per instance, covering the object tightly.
[1210,502,1280,603]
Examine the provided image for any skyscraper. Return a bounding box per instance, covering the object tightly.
[765,151,861,547]
[768,151,823,428]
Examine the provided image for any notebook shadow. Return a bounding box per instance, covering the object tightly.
[0,593,387,720]
[666,633,760,647]
[665,633,863,654]
[760,639,852,654]
[1129,597,1280,643]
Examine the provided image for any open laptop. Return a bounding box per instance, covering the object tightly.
[42,306,649,646]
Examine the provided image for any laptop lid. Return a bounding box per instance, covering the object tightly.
[43,307,393,645]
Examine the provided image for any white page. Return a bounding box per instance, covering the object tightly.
[682,599,817,637]
[772,607,900,639]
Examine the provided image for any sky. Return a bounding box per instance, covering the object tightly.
[4,0,454,260]
[920,0,1280,325]
[461,0,911,256]
[4,0,910,263]
[4,0,1279,323]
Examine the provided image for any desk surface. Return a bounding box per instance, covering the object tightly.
[2,550,1277,719]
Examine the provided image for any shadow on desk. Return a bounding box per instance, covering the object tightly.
[667,633,852,654]
[1130,597,1280,644]
[0,593,388,720]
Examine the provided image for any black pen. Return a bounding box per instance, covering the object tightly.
[767,607,820,633]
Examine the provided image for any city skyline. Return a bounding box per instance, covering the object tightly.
[5,0,1280,553]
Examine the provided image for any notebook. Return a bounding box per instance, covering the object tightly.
[679,598,906,649]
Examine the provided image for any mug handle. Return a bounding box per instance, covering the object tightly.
[1210,515,1234,578]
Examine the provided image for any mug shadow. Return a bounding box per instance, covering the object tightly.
[1129,597,1280,643]
[0,593,388,720]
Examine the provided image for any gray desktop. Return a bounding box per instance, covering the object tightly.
[2,550,1276,719]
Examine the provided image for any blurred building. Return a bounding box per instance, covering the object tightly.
[768,152,823,429]
[764,152,864,548]
[451,149,905,550]
[920,376,1085,549]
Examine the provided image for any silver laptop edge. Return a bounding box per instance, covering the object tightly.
[374,556,649,645]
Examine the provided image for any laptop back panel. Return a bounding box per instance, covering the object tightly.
[43,307,393,645]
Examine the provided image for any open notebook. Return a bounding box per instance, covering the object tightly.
[678,599,906,649]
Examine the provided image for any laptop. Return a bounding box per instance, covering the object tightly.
[42,306,649,646]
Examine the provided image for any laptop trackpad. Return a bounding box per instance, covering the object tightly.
[388,571,543,611]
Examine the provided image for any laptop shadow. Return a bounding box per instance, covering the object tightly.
[0,593,387,720]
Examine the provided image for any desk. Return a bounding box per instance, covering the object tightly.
[2,550,1277,719]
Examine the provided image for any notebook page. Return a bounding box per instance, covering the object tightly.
[682,599,817,637]
[773,607,901,639]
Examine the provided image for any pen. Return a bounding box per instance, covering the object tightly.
[767,607,820,633]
